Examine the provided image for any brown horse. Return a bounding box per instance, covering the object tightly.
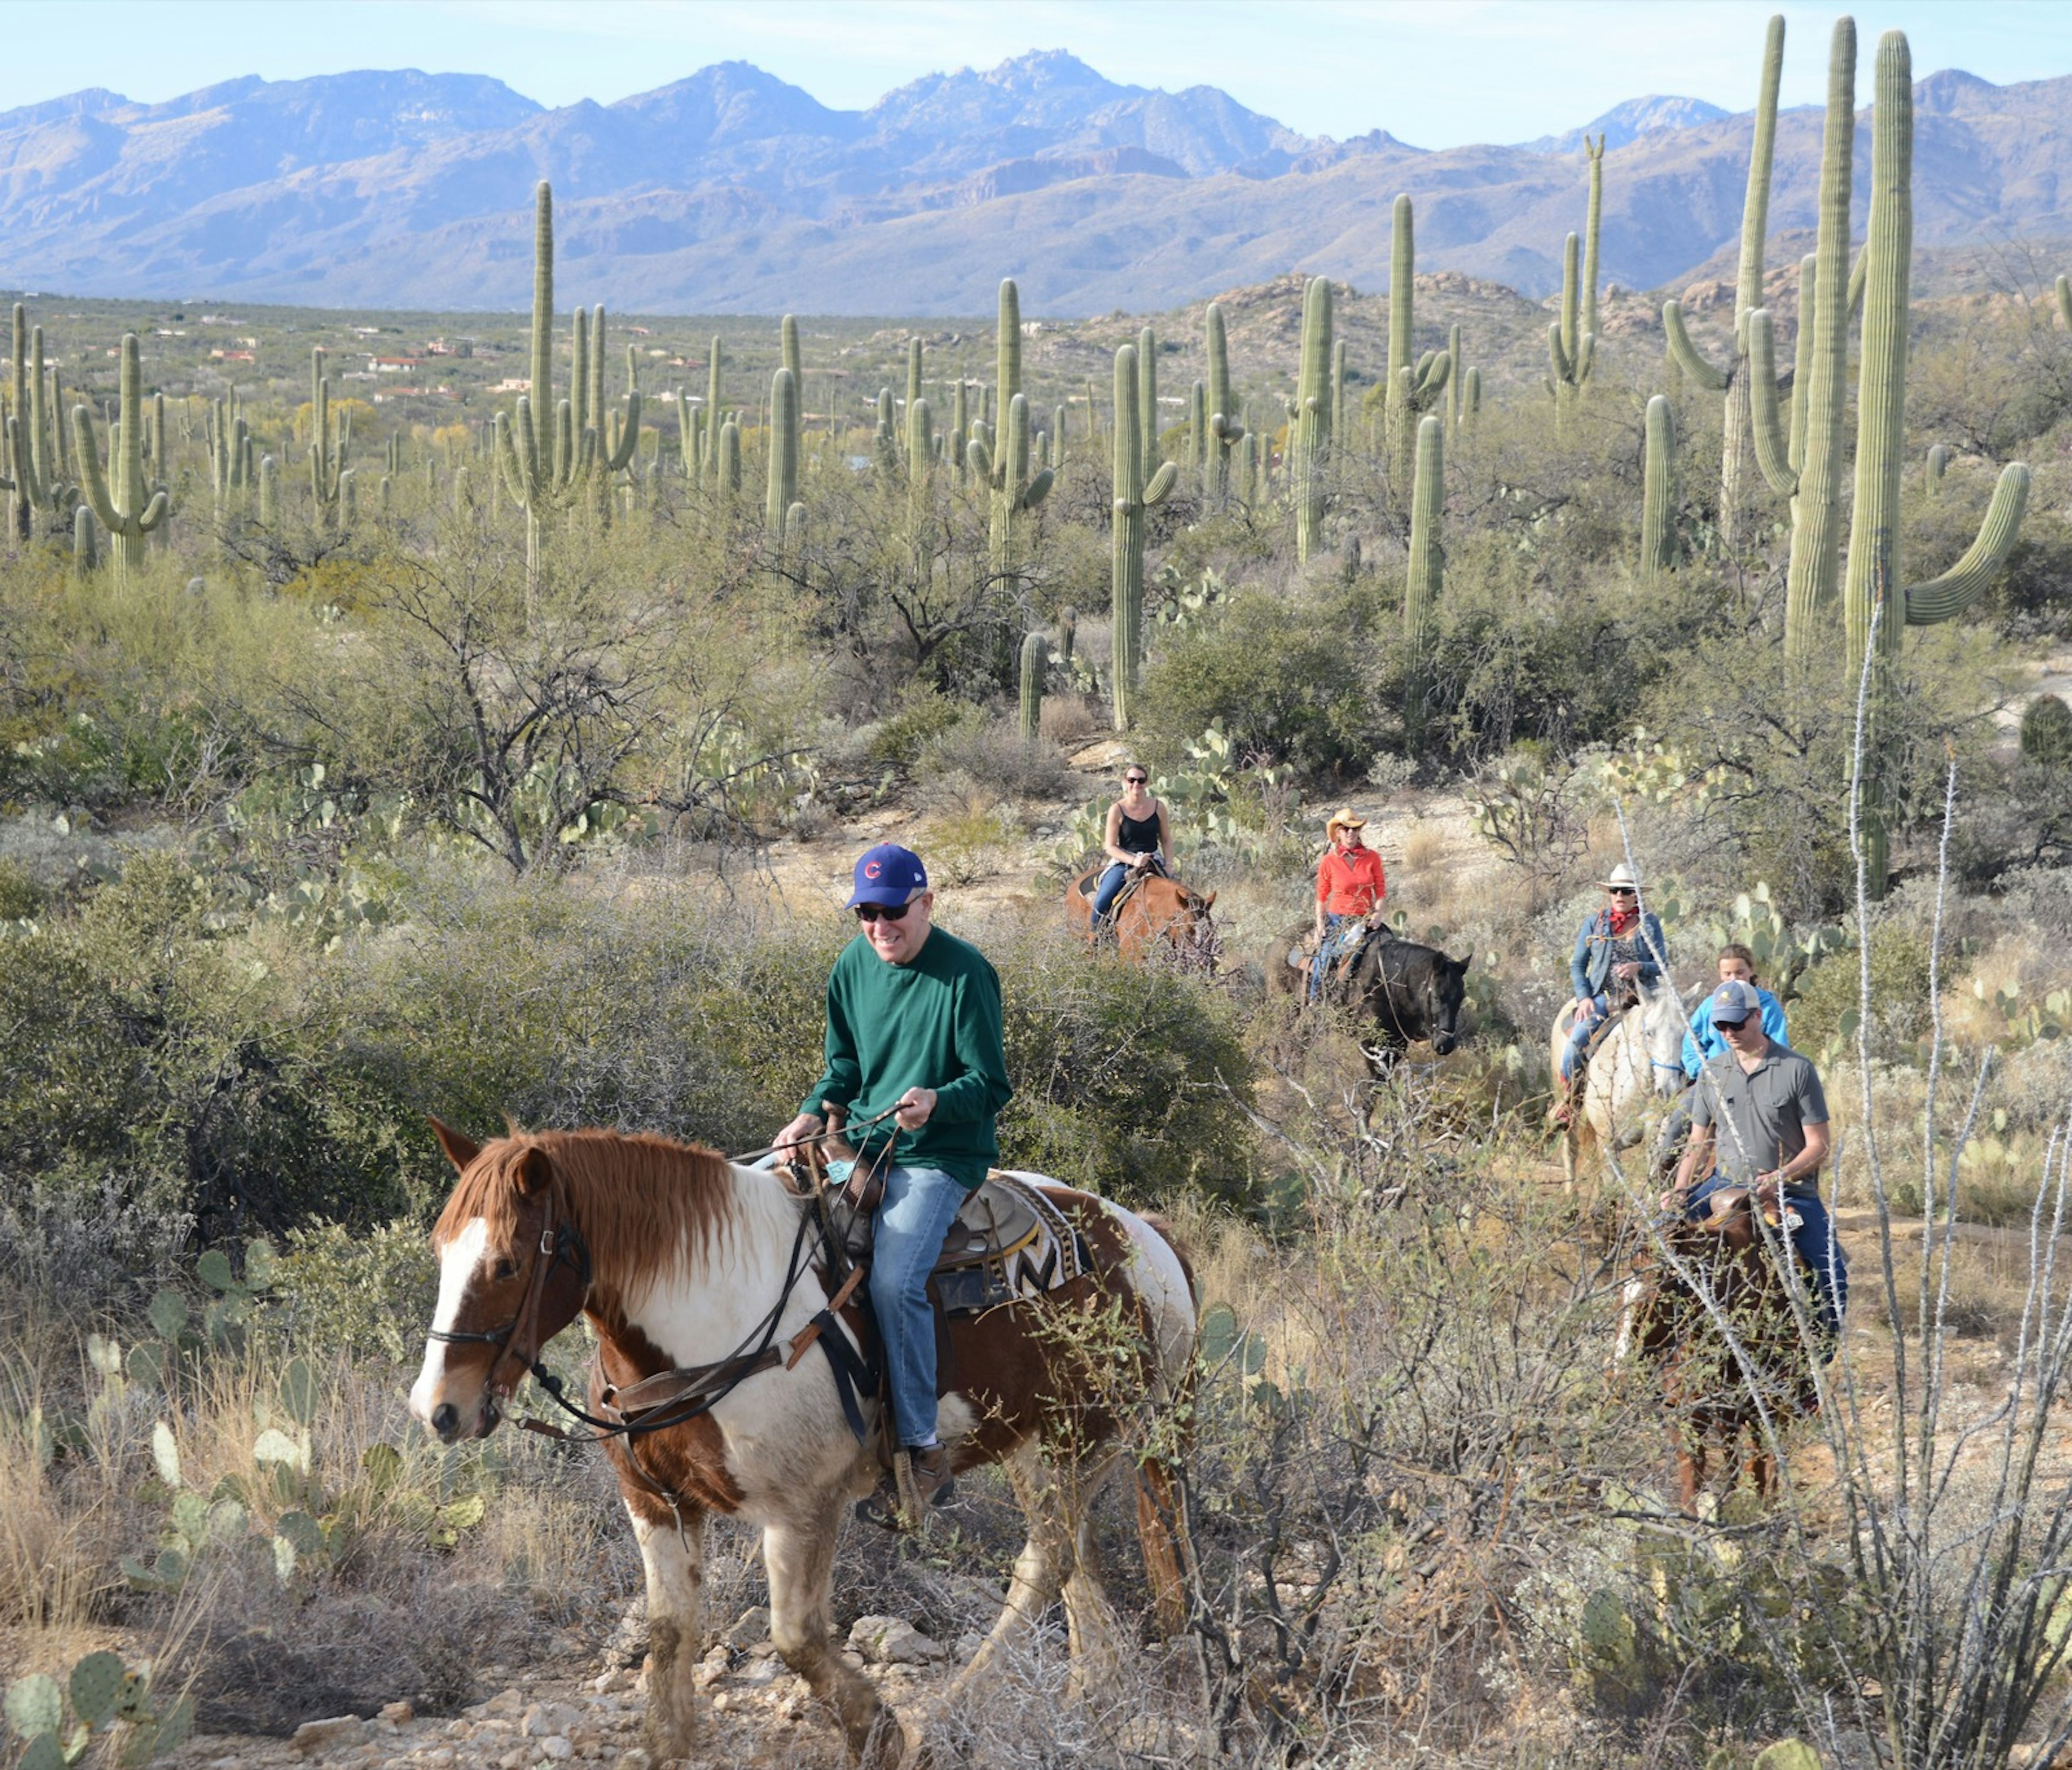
[1615,1185,1823,1512]
[408,1122,1197,1766]
[1066,866,1220,969]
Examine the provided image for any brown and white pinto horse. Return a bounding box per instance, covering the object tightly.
[1615,1184,1823,1512]
[408,1122,1197,1766]
[1066,868,1220,969]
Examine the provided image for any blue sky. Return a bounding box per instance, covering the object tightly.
[9,2,2070,147]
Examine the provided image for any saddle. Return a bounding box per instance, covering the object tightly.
[824,1166,1092,1316]
[1079,865,1158,918]
[1286,917,1391,990]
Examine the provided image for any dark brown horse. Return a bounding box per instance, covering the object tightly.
[409,1123,1197,1766]
[1066,867,1220,969]
[1616,1184,1822,1512]
[1269,918,1470,1075]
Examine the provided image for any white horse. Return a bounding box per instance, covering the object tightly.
[1550,975,1688,1188]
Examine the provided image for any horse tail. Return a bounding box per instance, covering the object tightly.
[1130,1208,1198,1639]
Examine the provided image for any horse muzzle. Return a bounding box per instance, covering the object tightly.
[1432,1031,1459,1057]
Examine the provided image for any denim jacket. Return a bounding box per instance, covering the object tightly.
[1570,907,1666,999]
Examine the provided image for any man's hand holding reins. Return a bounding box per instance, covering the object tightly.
[773,1108,826,1158]
[893,1087,937,1131]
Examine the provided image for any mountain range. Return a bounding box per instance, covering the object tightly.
[0,49,2066,316]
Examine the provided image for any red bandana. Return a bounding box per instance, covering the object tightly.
[1607,904,1638,938]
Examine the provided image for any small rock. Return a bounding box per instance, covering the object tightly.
[537,1739,574,1762]
[426,1752,455,1768]
[734,1660,781,1689]
[710,1694,731,1713]
[955,1632,985,1662]
[723,1605,770,1649]
[846,1616,946,1665]
[612,1754,651,1770]
[294,1718,369,1757]
[586,1670,628,1697]
[499,1754,526,1770]
[521,1705,584,1741]
[379,1703,415,1726]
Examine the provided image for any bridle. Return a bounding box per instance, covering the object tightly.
[426,1185,593,1413]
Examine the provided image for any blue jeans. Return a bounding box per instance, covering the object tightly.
[1092,863,1134,925]
[1561,993,1611,1082]
[1311,913,1352,1002]
[1686,1173,1848,1341]
[868,1164,969,1448]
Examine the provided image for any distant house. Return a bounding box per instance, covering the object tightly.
[425,338,473,358]
[370,356,425,374]
[209,348,257,363]
[494,377,531,393]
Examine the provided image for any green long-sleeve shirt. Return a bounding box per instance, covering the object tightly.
[800,926,1013,1188]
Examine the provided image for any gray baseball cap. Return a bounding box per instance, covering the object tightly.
[1710,978,1762,1023]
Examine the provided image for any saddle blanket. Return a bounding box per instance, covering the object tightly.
[933,1170,1092,1316]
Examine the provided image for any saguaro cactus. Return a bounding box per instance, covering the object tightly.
[1137,327,1160,483]
[1110,344,1180,730]
[71,334,169,587]
[584,306,642,516]
[1293,277,1334,564]
[8,304,26,539]
[1847,29,2030,887]
[904,337,922,457]
[1384,196,1451,497]
[765,367,800,541]
[1661,15,1787,545]
[1019,630,1047,744]
[1766,19,1858,659]
[1640,395,1676,577]
[72,504,96,580]
[906,396,933,542]
[1548,136,1606,405]
[309,347,351,528]
[493,182,595,589]
[973,392,1052,573]
[1204,302,1244,504]
[996,280,1023,413]
[1402,414,1445,645]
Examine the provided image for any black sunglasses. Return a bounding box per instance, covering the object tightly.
[855,900,915,924]
[1125,774,1148,784]
[1714,1014,1751,1031]
[1608,887,1638,897]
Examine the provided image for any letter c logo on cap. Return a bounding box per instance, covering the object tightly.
[863,859,882,879]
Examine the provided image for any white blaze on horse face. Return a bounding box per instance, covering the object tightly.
[408,1216,489,1427]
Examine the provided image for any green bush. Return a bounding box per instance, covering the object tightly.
[1137,589,1381,777]
[1791,922,1939,1065]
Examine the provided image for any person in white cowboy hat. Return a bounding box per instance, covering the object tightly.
[1554,861,1667,1112]
[1310,807,1386,1003]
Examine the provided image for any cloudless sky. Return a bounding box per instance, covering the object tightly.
[7,2,2070,148]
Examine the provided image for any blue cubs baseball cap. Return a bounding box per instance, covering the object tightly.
[848,843,929,908]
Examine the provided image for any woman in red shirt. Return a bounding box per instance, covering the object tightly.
[1311,808,1386,1002]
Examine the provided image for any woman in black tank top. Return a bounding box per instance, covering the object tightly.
[1093,763,1173,928]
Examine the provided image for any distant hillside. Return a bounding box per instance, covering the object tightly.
[0,49,2066,315]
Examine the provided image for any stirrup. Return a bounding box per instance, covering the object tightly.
[854,1447,954,1533]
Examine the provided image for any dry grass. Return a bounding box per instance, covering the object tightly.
[1039,692,1100,748]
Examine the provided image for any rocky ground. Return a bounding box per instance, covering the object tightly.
[163,1608,980,1770]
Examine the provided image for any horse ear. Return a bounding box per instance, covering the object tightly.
[513,1145,556,1197]
[1203,890,1217,908]
[1449,953,1471,974]
[428,1116,481,1173]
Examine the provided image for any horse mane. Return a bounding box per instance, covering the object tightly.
[433,1127,740,1286]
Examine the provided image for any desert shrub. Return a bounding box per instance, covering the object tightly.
[1790,922,1938,1065]
[1644,624,2015,918]
[1136,589,1380,777]
[916,715,1078,800]
[990,926,1257,1207]
[275,1221,440,1365]
[863,685,976,767]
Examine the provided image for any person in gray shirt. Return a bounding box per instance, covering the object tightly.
[1663,979,1848,1340]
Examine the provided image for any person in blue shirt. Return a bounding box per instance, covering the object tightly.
[1652,943,1792,1179]
[1681,942,1790,1081]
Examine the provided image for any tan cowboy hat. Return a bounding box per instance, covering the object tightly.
[1326,807,1367,836]
[1602,862,1642,891]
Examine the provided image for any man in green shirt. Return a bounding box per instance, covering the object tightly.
[773,843,1013,1518]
